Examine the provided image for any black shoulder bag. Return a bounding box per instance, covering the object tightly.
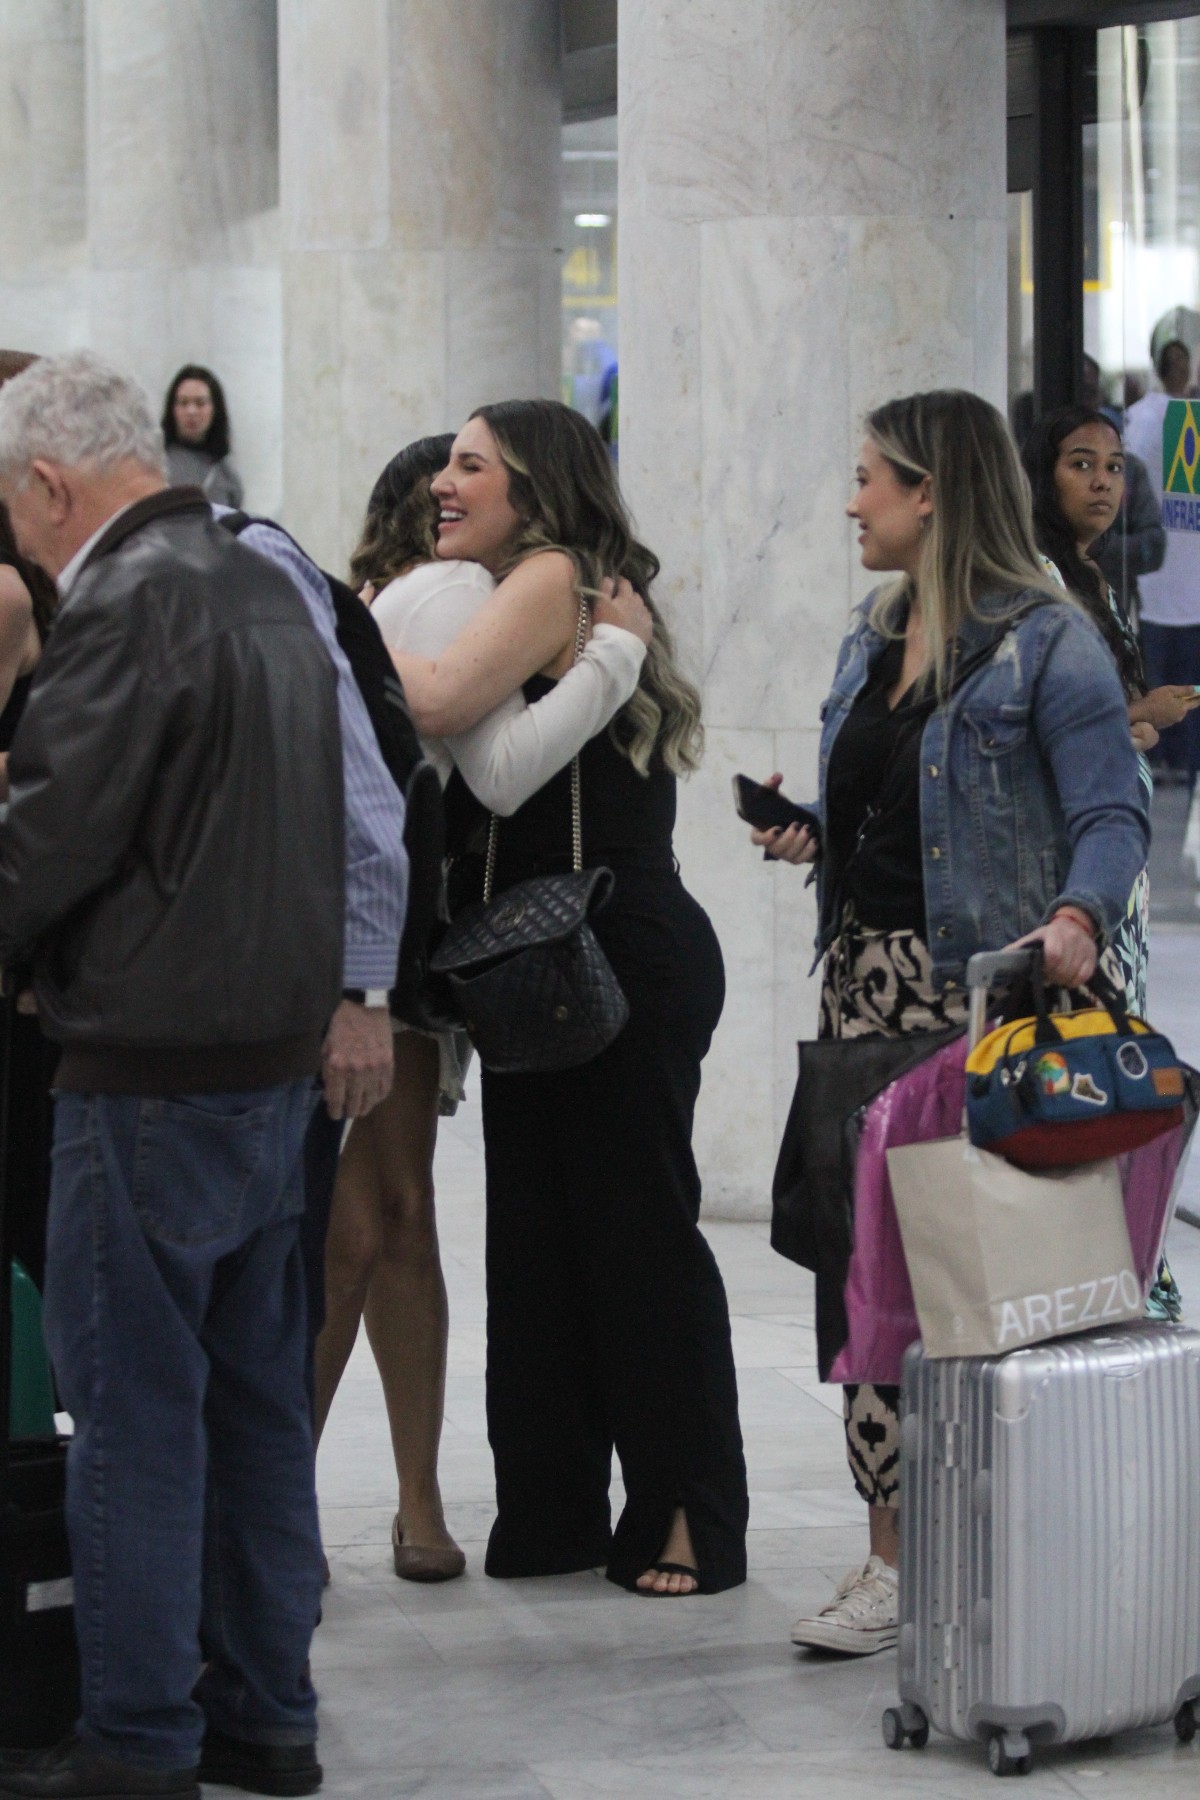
[429,599,629,1073]
[771,600,1050,1376]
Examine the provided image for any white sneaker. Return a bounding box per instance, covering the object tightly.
[790,1555,899,1654]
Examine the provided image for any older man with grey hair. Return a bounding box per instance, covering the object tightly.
[0,351,343,1800]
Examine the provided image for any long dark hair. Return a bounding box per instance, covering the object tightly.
[161,364,232,460]
[0,351,55,637]
[471,399,702,775]
[1020,406,1144,696]
[348,434,454,592]
[0,504,57,639]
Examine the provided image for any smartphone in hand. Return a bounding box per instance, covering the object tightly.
[732,774,821,841]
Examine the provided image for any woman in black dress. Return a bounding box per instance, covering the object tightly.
[393,400,747,1595]
[0,502,59,1291]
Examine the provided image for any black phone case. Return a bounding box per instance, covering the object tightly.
[733,776,820,838]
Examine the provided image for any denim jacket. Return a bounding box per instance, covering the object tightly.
[811,590,1149,991]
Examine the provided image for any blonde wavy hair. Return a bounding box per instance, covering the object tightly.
[865,390,1063,688]
[471,400,703,776]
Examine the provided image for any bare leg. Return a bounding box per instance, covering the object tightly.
[360,1031,459,1554]
[869,1503,899,1569]
[313,1114,383,1448]
[636,1507,699,1596]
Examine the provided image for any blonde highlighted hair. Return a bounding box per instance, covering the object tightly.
[865,390,1063,687]
[471,400,703,777]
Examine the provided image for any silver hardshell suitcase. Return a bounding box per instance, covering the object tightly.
[887,1322,1200,1775]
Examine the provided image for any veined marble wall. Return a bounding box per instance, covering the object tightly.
[279,0,563,573]
[85,0,282,511]
[618,0,1008,1217]
[0,2,280,509]
[0,1,88,352]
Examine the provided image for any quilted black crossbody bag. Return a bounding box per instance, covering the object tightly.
[429,601,629,1073]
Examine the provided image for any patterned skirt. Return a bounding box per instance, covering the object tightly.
[820,916,966,1508]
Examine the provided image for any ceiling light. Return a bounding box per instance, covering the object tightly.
[574,212,611,229]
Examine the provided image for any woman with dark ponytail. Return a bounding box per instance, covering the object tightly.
[1022,405,1189,1322]
[1021,406,1200,1014]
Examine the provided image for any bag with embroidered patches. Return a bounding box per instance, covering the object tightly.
[965,958,1185,1170]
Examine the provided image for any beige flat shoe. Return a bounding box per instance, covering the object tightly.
[391,1513,466,1583]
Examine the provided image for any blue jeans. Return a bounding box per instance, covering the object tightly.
[42,1081,322,1771]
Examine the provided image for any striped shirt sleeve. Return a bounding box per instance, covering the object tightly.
[240,524,408,990]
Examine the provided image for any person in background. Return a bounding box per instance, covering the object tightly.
[311,436,651,1585]
[1126,340,1200,783]
[0,502,53,778]
[1080,354,1166,622]
[753,390,1146,1657]
[0,351,59,1301]
[0,352,51,769]
[1022,405,1192,1321]
[0,351,343,1800]
[161,364,243,509]
[1093,450,1166,625]
[1020,406,1200,1003]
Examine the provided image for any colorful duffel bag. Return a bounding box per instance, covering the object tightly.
[966,965,1186,1170]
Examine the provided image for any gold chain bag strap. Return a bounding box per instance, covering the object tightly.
[429,594,629,1072]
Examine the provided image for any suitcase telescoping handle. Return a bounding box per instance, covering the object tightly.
[965,945,1043,1053]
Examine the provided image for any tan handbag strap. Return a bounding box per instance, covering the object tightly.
[483,593,590,905]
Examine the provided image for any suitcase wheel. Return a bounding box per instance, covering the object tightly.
[987,1730,1032,1777]
[1175,1701,1198,1745]
[881,1705,929,1751]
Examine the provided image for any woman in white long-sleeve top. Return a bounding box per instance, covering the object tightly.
[313,435,651,1585]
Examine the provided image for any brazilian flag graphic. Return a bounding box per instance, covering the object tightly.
[1162,400,1200,532]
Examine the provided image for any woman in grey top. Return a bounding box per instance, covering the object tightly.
[162,363,243,508]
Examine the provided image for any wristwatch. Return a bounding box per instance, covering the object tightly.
[342,988,391,1008]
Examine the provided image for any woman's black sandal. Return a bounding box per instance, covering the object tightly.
[638,1560,700,1594]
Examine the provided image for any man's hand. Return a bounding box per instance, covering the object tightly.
[321,999,394,1120]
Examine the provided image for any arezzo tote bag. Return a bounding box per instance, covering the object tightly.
[886,1137,1140,1358]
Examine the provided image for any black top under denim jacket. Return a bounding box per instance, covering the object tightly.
[824,634,928,936]
[816,603,1071,962]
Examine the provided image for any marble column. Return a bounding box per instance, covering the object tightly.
[85,0,282,509]
[0,0,87,355]
[619,0,1008,1217]
[279,0,562,573]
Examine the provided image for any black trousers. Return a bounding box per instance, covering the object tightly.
[1142,620,1200,776]
[480,873,748,1593]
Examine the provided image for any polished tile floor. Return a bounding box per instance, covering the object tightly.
[309,929,1200,1799]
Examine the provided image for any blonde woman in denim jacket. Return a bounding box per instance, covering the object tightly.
[749,390,1147,1658]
